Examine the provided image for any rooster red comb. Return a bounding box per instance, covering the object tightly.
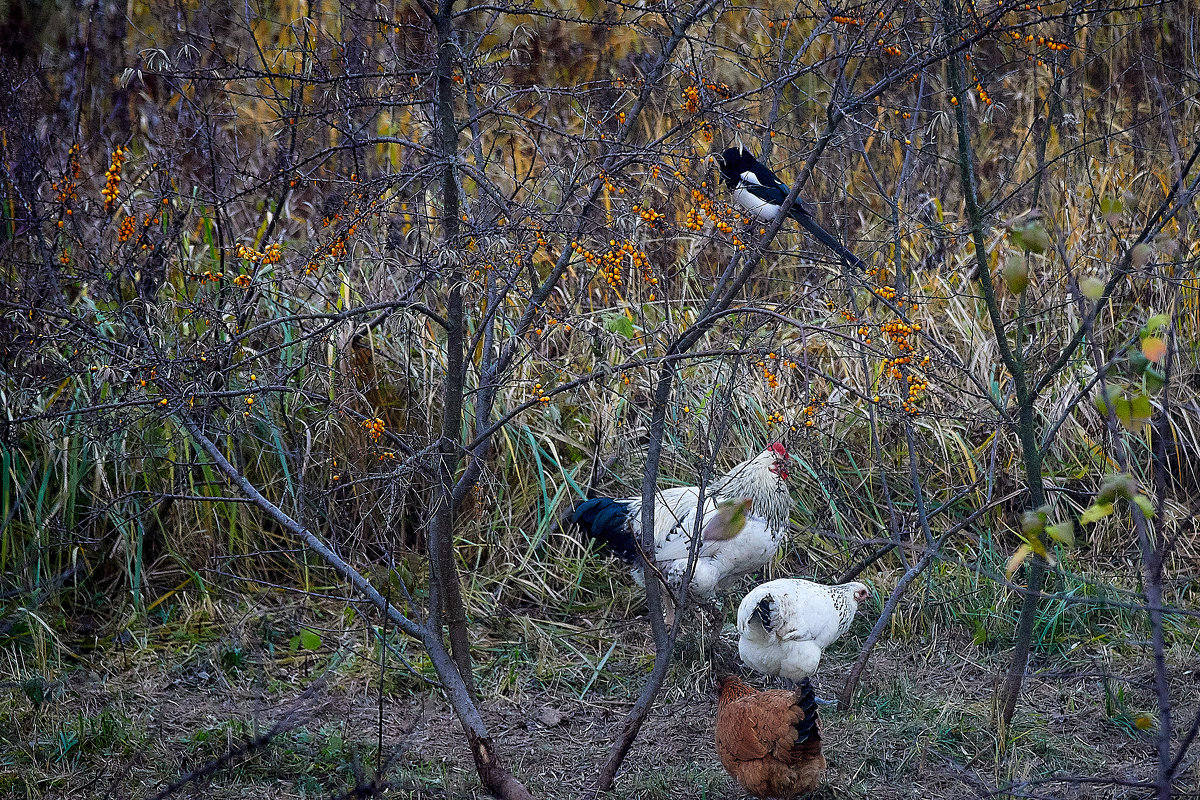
[768,442,790,459]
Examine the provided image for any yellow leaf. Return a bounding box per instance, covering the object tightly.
[1134,714,1154,731]
[1005,544,1033,580]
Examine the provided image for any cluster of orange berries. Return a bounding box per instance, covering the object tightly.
[766,411,786,426]
[632,204,664,225]
[684,207,705,231]
[883,356,913,381]
[60,249,70,265]
[874,284,898,301]
[533,382,551,404]
[881,44,903,57]
[976,82,993,105]
[128,209,163,250]
[832,15,863,25]
[800,399,822,427]
[757,353,781,389]
[857,324,872,342]
[233,274,252,288]
[102,146,128,212]
[598,171,620,194]
[118,215,136,243]
[572,239,655,295]
[681,85,700,113]
[363,417,386,440]
[235,242,282,265]
[534,316,571,336]
[329,234,349,259]
[52,144,82,208]
[196,270,225,283]
[379,451,396,460]
[902,374,929,414]
[1008,31,1070,51]
[690,187,740,234]
[880,318,920,351]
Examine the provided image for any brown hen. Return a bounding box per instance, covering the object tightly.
[715,675,825,799]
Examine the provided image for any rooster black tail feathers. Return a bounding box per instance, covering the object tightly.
[750,594,775,633]
[795,678,822,742]
[790,209,867,271]
[570,498,638,561]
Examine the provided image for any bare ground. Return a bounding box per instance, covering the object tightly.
[3,609,1195,800]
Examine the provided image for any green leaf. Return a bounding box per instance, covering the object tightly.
[1143,366,1166,393]
[1100,195,1124,216]
[1143,314,1170,335]
[298,628,321,650]
[604,313,635,338]
[1113,395,1132,429]
[1010,221,1051,254]
[1099,473,1135,502]
[1080,502,1114,525]
[1002,256,1029,293]
[1093,385,1120,416]
[1129,350,1150,374]
[1079,276,1105,300]
[1128,394,1152,428]
[1132,494,1156,519]
[1046,521,1076,548]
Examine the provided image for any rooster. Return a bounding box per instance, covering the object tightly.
[715,674,825,799]
[737,578,870,685]
[570,444,794,603]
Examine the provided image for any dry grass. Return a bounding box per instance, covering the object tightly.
[3,0,1200,795]
[2,595,1196,799]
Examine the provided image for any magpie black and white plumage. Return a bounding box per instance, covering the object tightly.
[717,146,866,270]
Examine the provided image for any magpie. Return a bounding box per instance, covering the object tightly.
[716,146,866,270]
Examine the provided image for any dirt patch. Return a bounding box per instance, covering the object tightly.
[2,616,1195,800]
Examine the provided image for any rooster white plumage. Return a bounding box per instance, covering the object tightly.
[737,578,870,683]
[570,443,794,601]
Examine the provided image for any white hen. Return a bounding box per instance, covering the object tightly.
[736,578,870,682]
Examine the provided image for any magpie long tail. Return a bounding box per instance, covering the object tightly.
[791,209,867,271]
